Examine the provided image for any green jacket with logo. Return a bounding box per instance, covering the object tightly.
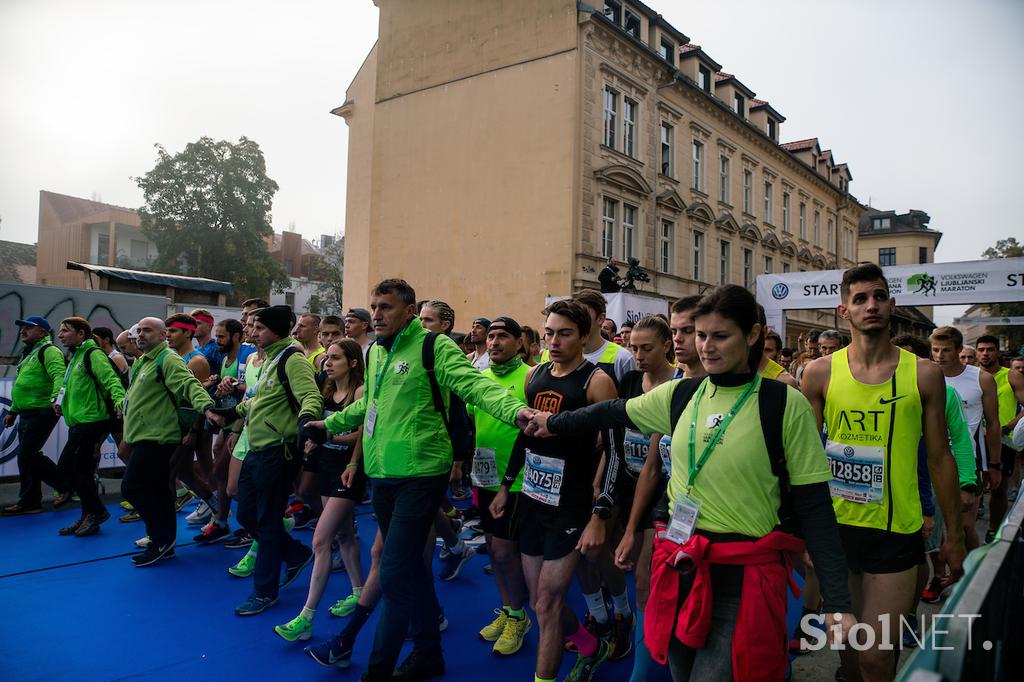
[62,339,126,427]
[10,336,65,414]
[233,337,323,451]
[123,341,215,445]
[325,321,526,479]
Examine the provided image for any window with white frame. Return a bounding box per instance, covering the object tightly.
[799,202,806,239]
[622,203,637,260]
[782,192,790,232]
[814,210,821,245]
[742,169,752,213]
[603,86,618,149]
[698,64,712,93]
[872,217,891,230]
[764,255,773,274]
[767,118,777,141]
[603,0,621,24]
[624,9,641,39]
[693,231,703,281]
[623,98,637,158]
[719,156,730,203]
[743,248,752,289]
[661,123,673,176]
[602,197,616,259]
[719,240,731,285]
[763,180,773,224]
[692,141,704,192]
[660,220,674,273]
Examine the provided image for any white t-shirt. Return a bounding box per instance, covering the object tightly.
[468,350,489,371]
[584,340,635,384]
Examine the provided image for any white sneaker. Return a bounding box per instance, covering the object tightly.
[186,501,212,525]
[135,535,151,548]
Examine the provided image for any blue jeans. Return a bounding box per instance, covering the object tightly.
[367,474,448,677]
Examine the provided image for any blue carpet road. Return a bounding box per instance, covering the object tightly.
[0,501,801,680]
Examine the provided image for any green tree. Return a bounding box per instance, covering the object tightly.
[134,136,290,302]
[981,237,1024,352]
[311,235,344,314]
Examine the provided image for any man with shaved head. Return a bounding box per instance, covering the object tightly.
[120,317,215,567]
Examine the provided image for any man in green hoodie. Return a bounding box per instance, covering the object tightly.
[304,279,533,682]
[53,316,126,537]
[121,316,215,567]
[2,316,71,516]
[207,304,322,616]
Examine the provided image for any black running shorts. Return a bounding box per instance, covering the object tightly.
[476,488,522,542]
[517,499,590,561]
[839,524,925,574]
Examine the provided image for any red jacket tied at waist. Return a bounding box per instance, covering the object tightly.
[646,526,805,682]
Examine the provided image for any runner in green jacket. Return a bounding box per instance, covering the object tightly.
[2,316,70,516]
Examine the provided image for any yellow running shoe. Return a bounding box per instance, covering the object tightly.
[479,608,508,642]
[494,613,531,656]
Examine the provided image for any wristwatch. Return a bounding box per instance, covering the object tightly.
[592,506,612,520]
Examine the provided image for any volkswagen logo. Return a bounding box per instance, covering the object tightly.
[771,283,789,300]
[843,446,855,459]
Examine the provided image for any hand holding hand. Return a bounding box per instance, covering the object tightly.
[824,612,857,647]
[526,411,554,438]
[514,408,536,431]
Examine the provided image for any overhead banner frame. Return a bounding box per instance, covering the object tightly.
[756,258,1024,338]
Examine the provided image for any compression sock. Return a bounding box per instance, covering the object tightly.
[629,611,651,682]
[340,603,372,639]
[611,590,633,618]
[583,591,609,624]
[352,586,363,597]
[506,606,526,620]
[300,606,315,621]
[567,622,598,657]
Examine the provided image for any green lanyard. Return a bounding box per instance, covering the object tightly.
[686,376,759,492]
[63,347,84,386]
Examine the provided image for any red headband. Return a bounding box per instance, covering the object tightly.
[194,314,214,324]
[169,321,197,332]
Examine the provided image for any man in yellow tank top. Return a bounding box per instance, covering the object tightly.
[802,263,964,682]
[976,335,1024,541]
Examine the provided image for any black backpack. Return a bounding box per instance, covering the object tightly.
[667,376,795,534]
[422,332,475,461]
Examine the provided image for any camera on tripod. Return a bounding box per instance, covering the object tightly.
[622,257,650,291]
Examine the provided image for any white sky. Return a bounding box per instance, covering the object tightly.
[1,0,1021,322]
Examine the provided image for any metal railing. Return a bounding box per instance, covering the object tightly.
[898,487,1024,682]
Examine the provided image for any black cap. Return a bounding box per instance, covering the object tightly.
[488,316,522,339]
[346,308,371,323]
[252,305,293,339]
[472,317,492,329]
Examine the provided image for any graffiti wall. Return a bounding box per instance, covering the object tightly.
[0,281,169,377]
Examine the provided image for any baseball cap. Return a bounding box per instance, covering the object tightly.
[15,316,52,333]
[488,316,522,338]
[128,324,140,340]
[472,317,492,329]
[346,308,371,323]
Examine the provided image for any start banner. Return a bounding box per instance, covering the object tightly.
[545,292,669,327]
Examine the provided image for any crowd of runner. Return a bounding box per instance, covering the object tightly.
[4,263,1024,682]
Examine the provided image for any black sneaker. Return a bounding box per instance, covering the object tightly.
[2,502,43,516]
[280,546,314,588]
[193,522,230,544]
[392,649,445,681]
[224,529,254,549]
[74,511,110,537]
[235,593,279,616]
[59,517,85,536]
[132,542,176,567]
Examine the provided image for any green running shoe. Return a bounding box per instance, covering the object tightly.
[228,551,257,578]
[567,639,612,682]
[273,615,313,642]
[329,593,360,617]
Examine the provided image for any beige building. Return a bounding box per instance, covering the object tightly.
[35,190,156,288]
[334,1,863,333]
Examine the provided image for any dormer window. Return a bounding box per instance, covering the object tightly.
[624,9,641,39]
[698,64,712,93]
[767,118,777,141]
[734,93,745,117]
[659,37,675,65]
[872,217,891,230]
[603,1,621,24]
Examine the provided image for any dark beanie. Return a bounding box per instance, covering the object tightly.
[253,305,293,339]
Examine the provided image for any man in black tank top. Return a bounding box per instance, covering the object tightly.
[490,300,618,682]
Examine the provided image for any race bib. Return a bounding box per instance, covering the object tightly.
[471,447,499,488]
[522,449,565,507]
[825,440,885,504]
[658,435,672,476]
[666,494,700,544]
[623,428,649,475]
